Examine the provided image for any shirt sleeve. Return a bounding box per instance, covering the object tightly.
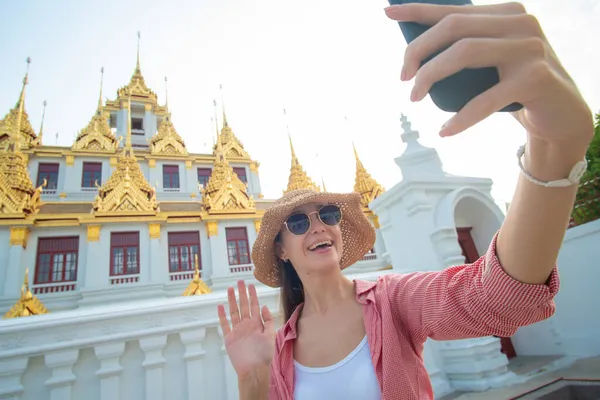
[385,231,560,344]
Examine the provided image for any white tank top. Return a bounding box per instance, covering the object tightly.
[293,335,382,400]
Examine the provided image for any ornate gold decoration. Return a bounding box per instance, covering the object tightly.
[0,61,44,218]
[284,135,320,193]
[72,68,119,153]
[110,157,117,167]
[93,95,157,215]
[149,113,187,156]
[371,215,380,229]
[3,269,49,319]
[144,104,152,112]
[353,143,384,209]
[206,221,218,237]
[65,155,75,166]
[149,223,160,239]
[87,225,101,242]
[59,192,67,198]
[148,159,156,168]
[115,33,158,104]
[213,100,251,159]
[0,58,40,150]
[10,227,29,248]
[249,162,259,172]
[183,255,211,296]
[254,219,261,233]
[185,160,192,169]
[202,103,255,212]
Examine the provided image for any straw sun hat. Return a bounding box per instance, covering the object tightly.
[252,189,376,288]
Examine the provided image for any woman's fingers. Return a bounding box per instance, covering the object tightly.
[237,280,251,320]
[384,2,526,26]
[261,305,274,334]
[227,286,241,326]
[248,283,261,321]
[402,13,544,80]
[217,304,231,336]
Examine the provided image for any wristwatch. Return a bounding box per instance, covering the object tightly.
[517,144,588,188]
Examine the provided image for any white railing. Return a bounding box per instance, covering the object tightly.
[169,270,197,281]
[163,188,180,193]
[109,275,140,285]
[229,264,253,274]
[81,187,98,193]
[32,281,76,295]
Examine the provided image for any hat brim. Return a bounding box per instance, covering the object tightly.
[252,189,376,288]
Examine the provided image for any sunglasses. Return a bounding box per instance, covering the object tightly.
[284,204,342,236]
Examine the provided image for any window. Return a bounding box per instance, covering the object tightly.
[82,162,102,188]
[36,163,59,191]
[110,232,140,276]
[197,168,212,187]
[35,237,79,284]
[233,167,247,183]
[131,117,144,134]
[109,114,117,128]
[163,165,180,189]
[226,227,250,265]
[457,227,479,264]
[168,231,200,272]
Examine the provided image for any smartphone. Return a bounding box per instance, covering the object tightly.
[388,0,523,113]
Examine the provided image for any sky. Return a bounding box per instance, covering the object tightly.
[1,0,598,205]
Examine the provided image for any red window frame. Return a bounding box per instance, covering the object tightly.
[233,167,247,183]
[34,237,79,284]
[457,227,479,264]
[82,162,102,188]
[110,232,140,276]
[226,227,250,265]
[163,164,180,189]
[197,168,212,187]
[168,231,201,272]
[36,163,59,190]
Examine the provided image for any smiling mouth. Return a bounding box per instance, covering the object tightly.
[308,240,333,251]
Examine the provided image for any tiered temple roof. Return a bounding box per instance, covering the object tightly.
[353,143,384,209]
[3,269,49,319]
[284,134,320,193]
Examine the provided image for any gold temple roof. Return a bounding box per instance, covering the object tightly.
[93,96,158,215]
[202,118,255,212]
[353,143,384,209]
[183,255,211,296]
[3,269,49,319]
[72,68,119,153]
[0,58,39,150]
[149,112,187,156]
[284,135,320,193]
[216,111,251,159]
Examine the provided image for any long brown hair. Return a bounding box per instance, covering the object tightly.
[276,233,305,321]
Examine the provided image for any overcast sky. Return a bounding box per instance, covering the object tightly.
[1,0,598,205]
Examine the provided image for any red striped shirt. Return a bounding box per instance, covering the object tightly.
[268,232,559,399]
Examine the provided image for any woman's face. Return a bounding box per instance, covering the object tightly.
[277,202,344,279]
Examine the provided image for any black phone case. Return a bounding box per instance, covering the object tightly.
[388,0,523,113]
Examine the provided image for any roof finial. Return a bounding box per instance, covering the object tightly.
[321,176,327,192]
[213,99,225,162]
[220,84,228,127]
[136,31,141,72]
[39,100,47,145]
[97,67,104,113]
[13,57,31,153]
[164,76,169,109]
[400,113,421,144]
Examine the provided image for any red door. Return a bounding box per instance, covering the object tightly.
[456,227,517,359]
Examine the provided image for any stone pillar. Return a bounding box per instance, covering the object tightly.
[83,225,107,289]
[185,160,197,195]
[439,337,514,391]
[0,358,28,400]
[139,335,167,400]
[148,223,167,283]
[207,221,224,278]
[218,329,239,400]
[248,162,261,197]
[144,103,154,141]
[44,349,79,400]
[94,342,126,400]
[3,227,29,297]
[180,329,207,400]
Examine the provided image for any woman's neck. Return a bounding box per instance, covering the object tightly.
[301,273,355,316]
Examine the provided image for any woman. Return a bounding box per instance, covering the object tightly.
[217,2,594,399]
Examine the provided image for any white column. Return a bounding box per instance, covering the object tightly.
[94,342,126,400]
[440,337,515,391]
[422,341,452,398]
[180,329,207,400]
[0,358,28,399]
[218,329,239,400]
[44,349,79,400]
[139,335,167,400]
[3,227,28,297]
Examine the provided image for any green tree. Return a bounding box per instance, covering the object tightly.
[571,112,600,226]
[582,112,600,180]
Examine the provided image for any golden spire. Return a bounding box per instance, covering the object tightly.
[353,142,384,209]
[149,78,187,156]
[38,100,47,145]
[3,268,49,319]
[0,57,39,149]
[321,176,327,192]
[183,255,211,296]
[72,67,118,152]
[164,76,169,109]
[202,101,254,212]
[93,94,157,215]
[213,85,251,159]
[284,109,320,193]
[115,32,157,104]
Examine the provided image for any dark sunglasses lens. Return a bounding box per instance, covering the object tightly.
[319,205,342,226]
[286,213,310,235]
